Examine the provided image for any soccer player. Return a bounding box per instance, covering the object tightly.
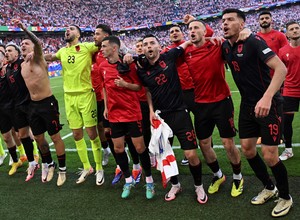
[5,43,40,181]
[137,34,208,204]
[0,48,20,170]
[135,39,143,55]
[45,25,104,185]
[257,11,289,58]
[163,24,195,166]
[278,21,300,160]
[92,24,112,166]
[100,35,154,199]
[181,19,244,197]
[221,8,292,217]
[13,19,67,186]
[256,11,289,145]
[93,25,143,185]
[134,38,154,167]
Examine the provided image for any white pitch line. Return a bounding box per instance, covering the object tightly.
[48,131,300,151]
[49,132,73,147]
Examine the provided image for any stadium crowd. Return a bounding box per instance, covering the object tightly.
[0,0,281,29]
[1,2,299,52]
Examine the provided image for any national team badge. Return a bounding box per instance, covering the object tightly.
[13,64,18,71]
[159,60,167,69]
[75,45,80,52]
[237,44,243,53]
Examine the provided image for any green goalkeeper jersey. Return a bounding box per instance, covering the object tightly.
[56,42,99,93]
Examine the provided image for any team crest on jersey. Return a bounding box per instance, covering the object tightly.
[237,44,243,53]
[236,44,244,57]
[75,45,80,52]
[159,60,167,69]
[13,63,18,71]
[225,48,229,54]
[146,71,151,75]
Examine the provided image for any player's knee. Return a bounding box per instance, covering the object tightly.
[135,144,146,154]
[241,145,256,158]
[263,153,279,167]
[114,145,125,154]
[2,132,13,144]
[184,149,200,165]
[50,133,63,144]
[199,137,212,148]
[222,137,235,149]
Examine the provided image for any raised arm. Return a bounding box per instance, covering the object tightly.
[12,19,43,60]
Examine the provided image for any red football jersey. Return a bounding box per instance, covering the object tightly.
[137,86,147,102]
[279,45,300,97]
[257,30,288,54]
[257,30,288,77]
[163,40,194,90]
[184,42,230,103]
[91,51,106,101]
[100,61,142,122]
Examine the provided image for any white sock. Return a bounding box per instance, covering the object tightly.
[172,182,181,188]
[146,176,153,183]
[233,173,242,180]
[104,147,111,154]
[133,163,141,170]
[42,162,48,167]
[125,176,133,183]
[214,169,223,178]
[47,161,54,166]
[29,161,37,166]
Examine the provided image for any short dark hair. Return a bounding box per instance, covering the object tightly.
[6,42,21,55]
[96,24,112,36]
[286,21,299,30]
[70,24,81,37]
[0,44,5,49]
[102,35,120,47]
[169,23,182,31]
[142,34,160,43]
[222,8,246,22]
[187,20,206,29]
[259,10,272,18]
[136,38,143,44]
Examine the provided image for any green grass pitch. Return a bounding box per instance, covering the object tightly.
[0,71,299,219]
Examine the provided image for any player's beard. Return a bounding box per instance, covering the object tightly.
[260,22,271,29]
[65,35,75,43]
